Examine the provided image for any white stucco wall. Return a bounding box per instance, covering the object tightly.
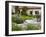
[12,6,15,13]
[27,9,33,15]
[27,9,41,15]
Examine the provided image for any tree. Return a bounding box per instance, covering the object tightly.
[15,6,20,14]
[15,6,24,24]
[21,6,28,16]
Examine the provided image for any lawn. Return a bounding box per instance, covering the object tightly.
[12,23,22,31]
[26,24,41,30]
[12,23,41,31]
[20,15,35,20]
[12,15,37,23]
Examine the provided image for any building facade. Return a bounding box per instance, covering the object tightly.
[12,6,41,16]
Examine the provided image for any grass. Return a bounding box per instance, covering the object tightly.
[12,23,41,31]
[27,24,41,30]
[12,23,22,31]
[12,15,37,23]
[20,15,33,20]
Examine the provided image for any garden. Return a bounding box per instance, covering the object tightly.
[12,6,41,31]
[12,14,41,31]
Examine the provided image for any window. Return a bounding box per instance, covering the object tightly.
[35,11,39,14]
[30,11,33,15]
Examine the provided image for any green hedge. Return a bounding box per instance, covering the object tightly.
[12,16,24,24]
[12,23,22,31]
[27,24,41,30]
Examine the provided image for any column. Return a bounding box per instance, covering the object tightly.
[33,10,35,15]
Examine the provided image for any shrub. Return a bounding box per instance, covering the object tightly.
[12,15,24,24]
[12,16,16,23]
[12,23,22,31]
[27,24,41,30]
[15,18,24,24]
